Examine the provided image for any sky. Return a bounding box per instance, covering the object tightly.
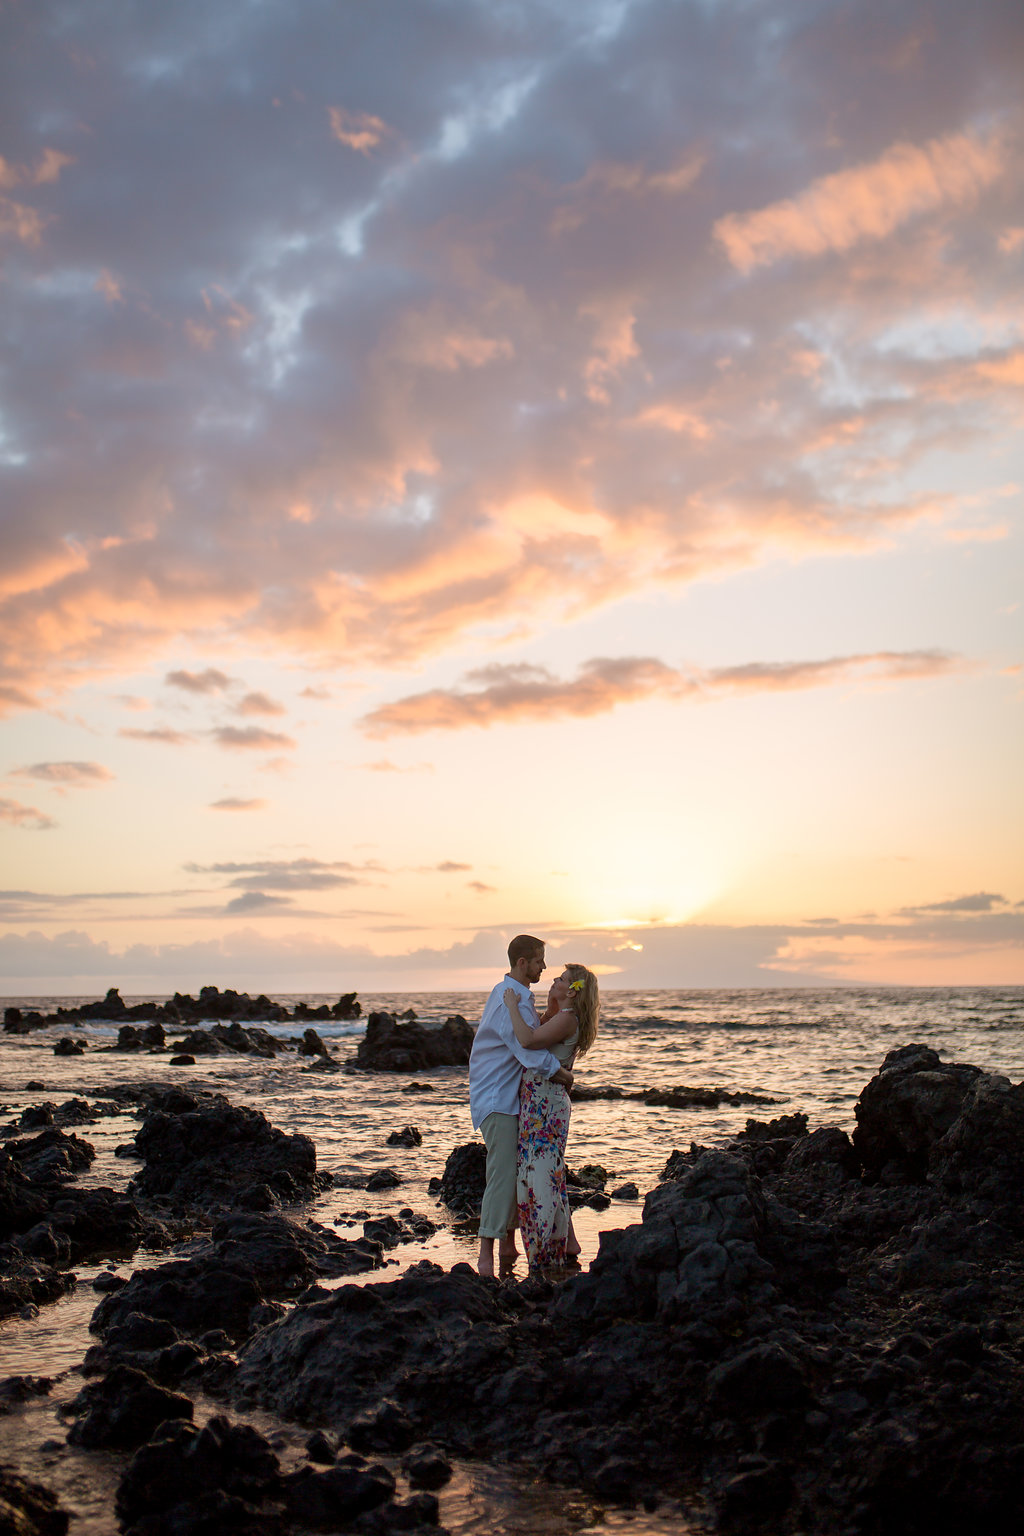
[1,0,1022,996]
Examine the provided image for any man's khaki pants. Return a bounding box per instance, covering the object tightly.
[478,1111,518,1238]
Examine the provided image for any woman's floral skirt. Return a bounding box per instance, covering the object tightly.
[517,1069,571,1269]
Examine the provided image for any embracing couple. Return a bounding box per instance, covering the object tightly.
[468,934,599,1277]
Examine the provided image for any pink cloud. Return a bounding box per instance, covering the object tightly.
[10,760,115,786]
[715,127,1006,272]
[359,649,963,735]
[0,797,56,830]
[235,691,286,717]
[209,798,268,811]
[328,106,393,154]
[119,728,194,745]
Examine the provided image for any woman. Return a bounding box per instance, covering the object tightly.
[503,963,599,1271]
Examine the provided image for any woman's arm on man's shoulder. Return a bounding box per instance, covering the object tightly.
[504,990,577,1049]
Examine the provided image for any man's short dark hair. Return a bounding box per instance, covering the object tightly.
[508,934,544,967]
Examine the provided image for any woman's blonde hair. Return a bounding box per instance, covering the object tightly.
[564,963,599,1056]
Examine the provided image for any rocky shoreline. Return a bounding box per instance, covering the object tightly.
[1,1041,1022,1534]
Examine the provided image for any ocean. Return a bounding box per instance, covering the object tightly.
[1,985,1022,1533]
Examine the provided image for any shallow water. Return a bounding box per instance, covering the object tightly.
[1,985,1021,1531]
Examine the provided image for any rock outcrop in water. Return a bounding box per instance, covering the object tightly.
[3,984,364,1034]
[354,1011,474,1072]
[128,1088,332,1210]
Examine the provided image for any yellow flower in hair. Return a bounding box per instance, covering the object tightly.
[569,978,585,993]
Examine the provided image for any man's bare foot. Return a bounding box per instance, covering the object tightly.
[476,1239,496,1277]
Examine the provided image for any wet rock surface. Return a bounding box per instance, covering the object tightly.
[4,1043,1024,1536]
[128,1088,332,1209]
[0,1466,70,1535]
[224,1046,1024,1535]
[354,1012,474,1072]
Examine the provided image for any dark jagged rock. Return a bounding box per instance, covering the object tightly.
[0,1253,77,1319]
[298,1027,328,1056]
[170,1022,286,1058]
[0,1467,70,1534]
[332,993,361,1019]
[739,1111,809,1142]
[435,1141,486,1215]
[354,1013,474,1072]
[66,1362,193,1448]
[232,1263,516,1425]
[53,1037,84,1057]
[116,1022,166,1051]
[283,1458,396,1528]
[129,1089,329,1208]
[115,1414,284,1533]
[853,1043,983,1183]
[402,1443,453,1489]
[572,1083,782,1107]
[6,1128,95,1184]
[92,1213,382,1345]
[386,1125,422,1147]
[91,1256,266,1344]
[930,1070,1024,1221]
[365,1168,402,1192]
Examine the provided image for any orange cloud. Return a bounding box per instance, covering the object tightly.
[235,691,286,717]
[715,126,1006,272]
[328,106,392,154]
[119,728,194,745]
[0,797,56,830]
[359,649,962,735]
[209,797,268,811]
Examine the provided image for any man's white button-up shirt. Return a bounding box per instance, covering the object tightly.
[468,974,562,1129]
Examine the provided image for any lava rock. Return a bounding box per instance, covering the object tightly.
[386,1126,423,1147]
[435,1142,487,1216]
[354,1013,474,1072]
[129,1090,328,1209]
[853,1044,982,1182]
[66,1363,193,1448]
[0,1467,70,1535]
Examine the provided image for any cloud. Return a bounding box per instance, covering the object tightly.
[0,1,1020,721]
[0,798,56,831]
[234,692,286,717]
[359,648,963,735]
[1,898,1017,989]
[10,760,115,786]
[468,880,496,894]
[360,759,434,774]
[434,861,472,873]
[224,892,293,914]
[184,857,376,891]
[209,797,268,811]
[166,669,233,695]
[210,726,297,751]
[119,727,194,745]
[901,891,1009,914]
[328,106,393,155]
[715,126,1007,272]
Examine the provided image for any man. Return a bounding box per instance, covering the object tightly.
[469,934,573,1277]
